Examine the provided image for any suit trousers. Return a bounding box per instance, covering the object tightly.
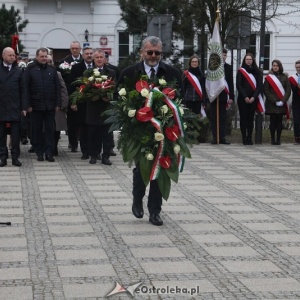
[132,166,162,214]
[0,121,20,160]
[31,110,55,156]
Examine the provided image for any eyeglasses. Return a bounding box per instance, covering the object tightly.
[145,50,162,56]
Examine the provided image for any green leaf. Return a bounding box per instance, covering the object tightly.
[177,137,191,158]
[139,156,152,187]
[165,163,179,183]
[157,169,171,200]
[123,139,140,162]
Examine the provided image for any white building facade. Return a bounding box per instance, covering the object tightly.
[5,0,300,75]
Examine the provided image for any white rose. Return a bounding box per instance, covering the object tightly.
[118,88,126,96]
[159,78,167,86]
[101,75,108,80]
[141,88,149,97]
[154,132,164,141]
[128,109,136,117]
[146,153,154,160]
[184,122,187,129]
[179,106,184,115]
[88,76,94,82]
[93,69,100,76]
[95,78,102,82]
[160,105,168,114]
[173,144,181,154]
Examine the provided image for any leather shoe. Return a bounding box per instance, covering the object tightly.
[149,214,163,226]
[102,157,112,165]
[89,157,97,164]
[45,155,55,162]
[0,159,7,167]
[71,147,77,152]
[132,204,144,218]
[28,146,34,153]
[37,155,44,161]
[81,153,89,160]
[220,139,231,145]
[12,159,22,167]
[110,150,117,156]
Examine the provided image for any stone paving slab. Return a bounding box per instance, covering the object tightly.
[0,135,300,299]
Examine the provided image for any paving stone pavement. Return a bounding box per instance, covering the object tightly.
[0,133,300,300]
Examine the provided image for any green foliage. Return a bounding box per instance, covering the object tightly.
[0,4,29,54]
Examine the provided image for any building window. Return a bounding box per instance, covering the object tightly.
[118,32,142,66]
[247,33,270,70]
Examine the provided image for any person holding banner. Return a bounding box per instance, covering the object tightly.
[236,53,263,145]
[289,60,300,144]
[210,48,234,144]
[264,59,291,145]
[183,55,206,116]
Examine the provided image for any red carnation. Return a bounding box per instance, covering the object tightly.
[162,87,176,99]
[159,155,171,169]
[136,106,153,122]
[136,80,149,92]
[79,85,86,93]
[165,124,180,141]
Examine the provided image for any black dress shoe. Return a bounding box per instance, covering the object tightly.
[110,150,117,156]
[81,153,89,160]
[89,157,97,164]
[45,155,55,162]
[37,155,44,161]
[149,214,163,226]
[102,157,112,165]
[71,147,78,152]
[12,159,22,166]
[0,159,7,167]
[132,204,144,218]
[28,146,35,153]
[220,139,231,145]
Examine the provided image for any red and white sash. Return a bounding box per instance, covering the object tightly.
[265,74,290,119]
[239,68,265,113]
[184,70,206,117]
[224,80,232,110]
[289,75,300,96]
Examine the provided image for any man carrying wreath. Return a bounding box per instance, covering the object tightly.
[117,36,183,226]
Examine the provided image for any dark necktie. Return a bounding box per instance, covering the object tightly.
[150,67,155,79]
[87,64,92,69]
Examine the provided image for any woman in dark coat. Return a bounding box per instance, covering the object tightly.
[182,54,206,115]
[264,59,291,145]
[236,53,263,145]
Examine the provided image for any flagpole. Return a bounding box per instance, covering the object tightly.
[216,8,220,145]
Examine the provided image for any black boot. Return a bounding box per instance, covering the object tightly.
[276,128,282,145]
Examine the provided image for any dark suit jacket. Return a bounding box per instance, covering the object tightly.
[219,62,234,102]
[117,61,183,97]
[60,54,82,64]
[86,65,116,126]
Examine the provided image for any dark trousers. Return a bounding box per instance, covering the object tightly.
[79,123,89,155]
[132,166,162,214]
[0,121,20,160]
[67,110,79,148]
[293,105,300,137]
[238,99,257,139]
[31,110,55,157]
[87,124,110,159]
[20,114,31,141]
[269,114,283,142]
[210,100,227,140]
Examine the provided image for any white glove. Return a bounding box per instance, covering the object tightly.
[276,101,283,107]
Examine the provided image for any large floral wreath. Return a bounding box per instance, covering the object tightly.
[69,68,115,105]
[105,75,198,200]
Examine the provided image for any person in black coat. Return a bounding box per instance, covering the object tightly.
[86,49,116,165]
[0,47,27,167]
[117,36,183,226]
[24,47,61,162]
[236,53,263,145]
[60,41,82,65]
[210,48,234,144]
